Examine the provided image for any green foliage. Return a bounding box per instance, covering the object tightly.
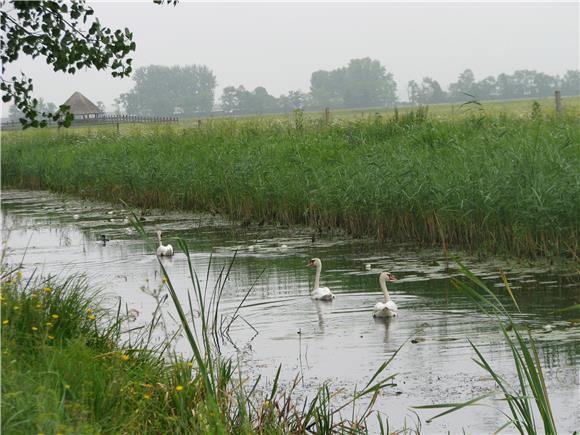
[310,57,397,109]
[2,111,579,258]
[1,0,135,128]
[118,65,217,116]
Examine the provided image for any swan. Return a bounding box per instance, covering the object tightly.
[364,263,372,271]
[156,230,174,256]
[373,271,398,318]
[73,214,80,220]
[307,258,335,301]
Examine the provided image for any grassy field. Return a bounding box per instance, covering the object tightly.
[2,99,579,258]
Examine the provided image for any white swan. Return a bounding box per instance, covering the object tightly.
[307,258,335,301]
[156,230,174,256]
[373,271,398,318]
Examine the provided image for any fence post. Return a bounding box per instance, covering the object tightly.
[324,107,330,125]
[197,119,202,128]
[116,121,120,134]
[554,90,562,115]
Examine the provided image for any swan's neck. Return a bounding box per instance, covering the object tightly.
[157,233,162,247]
[314,262,321,290]
[380,276,391,303]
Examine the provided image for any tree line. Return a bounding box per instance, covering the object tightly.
[12,60,577,120]
[114,60,578,116]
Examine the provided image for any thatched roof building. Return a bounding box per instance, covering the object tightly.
[62,92,102,118]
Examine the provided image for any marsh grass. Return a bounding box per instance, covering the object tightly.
[3,107,579,258]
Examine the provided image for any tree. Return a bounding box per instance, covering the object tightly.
[407,80,420,105]
[560,70,580,96]
[97,101,107,113]
[119,65,217,116]
[310,58,397,109]
[1,0,136,128]
[8,98,56,122]
[416,77,447,104]
[448,69,477,101]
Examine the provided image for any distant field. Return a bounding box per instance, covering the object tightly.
[3,105,579,258]
[2,95,579,137]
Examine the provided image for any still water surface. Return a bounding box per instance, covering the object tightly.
[2,190,579,433]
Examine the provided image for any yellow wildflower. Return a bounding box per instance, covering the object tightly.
[64,384,70,390]
[121,354,130,362]
[46,322,53,327]
[16,271,23,280]
[86,308,93,314]
[32,326,38,331]
[13,306,20,311]
[48,335,55,340]
[162,277,168,284]
[36,303,43,309]
[88,315,96,320]
[143,393,152,400]
[43,286,52,293]
[187,362,193,368]
[31,292,39,299]
[175,385,184,392]
[51,314,59,319]
[2,319,9,325]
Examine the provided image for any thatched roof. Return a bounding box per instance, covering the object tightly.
[63,92,102,115]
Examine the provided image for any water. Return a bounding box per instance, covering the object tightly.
[2,189,579,433]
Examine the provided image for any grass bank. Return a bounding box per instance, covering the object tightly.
[0,262,398,434]
[2,108,579,258]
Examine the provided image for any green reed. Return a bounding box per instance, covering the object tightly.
[2,109,579,258]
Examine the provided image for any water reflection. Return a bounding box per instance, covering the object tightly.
[2,189,579,433]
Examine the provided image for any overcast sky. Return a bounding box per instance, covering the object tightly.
[3,1,579,112]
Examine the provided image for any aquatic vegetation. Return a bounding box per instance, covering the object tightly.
[2,107,579,259]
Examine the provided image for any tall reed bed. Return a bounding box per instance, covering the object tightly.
[2,110,579,257]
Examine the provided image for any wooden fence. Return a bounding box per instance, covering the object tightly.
[1,114,179,130]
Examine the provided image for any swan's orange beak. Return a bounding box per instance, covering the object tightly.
[307,259,314,267]
[388,274,397,282]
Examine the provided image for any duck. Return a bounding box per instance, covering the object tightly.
[99,234,109,245]
[307,258,335,301]
[373,271,398,318]
[156,230,174,256]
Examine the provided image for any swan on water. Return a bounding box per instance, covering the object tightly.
[73,214,80,220]
[364,263,372,271]
[373,271,398,318]
[156,230,174,256]
[307,258,335,301]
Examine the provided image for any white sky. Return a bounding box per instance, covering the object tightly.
[2,1,579,112]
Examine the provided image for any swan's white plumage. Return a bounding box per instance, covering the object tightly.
[156,231,174,256]
[311,286,334,301]
[372,272,398,318]
[308,258,335,301]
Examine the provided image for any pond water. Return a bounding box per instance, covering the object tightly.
[2,189,579,433]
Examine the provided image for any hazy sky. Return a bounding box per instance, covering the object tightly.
[3,1,579,112]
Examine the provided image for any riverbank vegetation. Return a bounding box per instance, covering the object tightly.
[2,105,579,258]
[0,262,398,434]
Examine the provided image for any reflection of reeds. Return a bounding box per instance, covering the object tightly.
[3,111,579,257]
[416,261,558,434]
